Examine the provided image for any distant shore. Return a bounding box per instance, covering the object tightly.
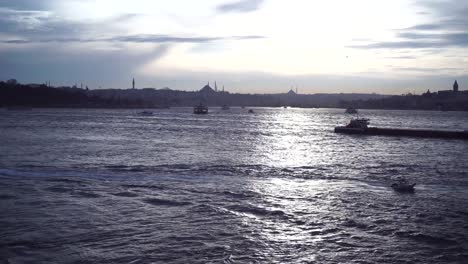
[2,80,467,111]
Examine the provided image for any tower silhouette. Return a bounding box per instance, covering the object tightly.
[453,80,459,92]
[132,78,135,89]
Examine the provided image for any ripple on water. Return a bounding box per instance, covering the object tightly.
[0,194,16,200]
[142,197,192,207]
[112,191,140,198]
[1,109,468,263]
[74,191,101,198]
[46,178,86,184]
[225,204,289,220]
[121,184,167,191]
[394,231,459,247]
[44,185,73,194]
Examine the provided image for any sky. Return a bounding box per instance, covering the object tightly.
[0,0,467,94]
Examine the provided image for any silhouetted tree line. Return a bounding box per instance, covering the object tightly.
[0,81,89,107]
[0,81,146,108]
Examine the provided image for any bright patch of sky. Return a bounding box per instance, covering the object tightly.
[0,0,467,93]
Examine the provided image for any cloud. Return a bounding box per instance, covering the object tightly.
[0,8,94,41]
[0,7,266,45]
[0,6,265,45]
[393,66,462,73]
[216,0,264,13]
[351,32,468,49]
[1,34,265,44]
[0,2,266,89]
[385,55,418,59]
[0,43,172,87]
[350,0,468,50]
[0,0,51,10]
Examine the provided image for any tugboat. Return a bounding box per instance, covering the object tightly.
[335,118,468,140]
[334,118,370,133]
[391,178,416,193]
[221,105,230,110]
[345,107,358,114]
[248,109,255,114]
[194,103,208,114]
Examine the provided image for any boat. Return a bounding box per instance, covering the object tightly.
[248,109,254,114]
[194,103,208,114]
[345,107,358,114]
[335,118,468,140]
[221,105,230,110]
[391,178,416,193]
[335,118,370,133]
[138,111,154,116]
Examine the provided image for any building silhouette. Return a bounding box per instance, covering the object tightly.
[132,78,135,89]
[453,80,459,92]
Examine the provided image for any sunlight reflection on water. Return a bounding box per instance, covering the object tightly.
[1,108,468,263]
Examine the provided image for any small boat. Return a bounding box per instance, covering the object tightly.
[345,107,358,114]
[194,103,208,114]
[248,109,254,114]
[391,178,416,193]
[221,105,230,110]
[138,111,154,116]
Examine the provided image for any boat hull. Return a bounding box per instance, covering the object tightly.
[335,126,468,140]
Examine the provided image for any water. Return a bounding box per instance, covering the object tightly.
[1,108,468,263]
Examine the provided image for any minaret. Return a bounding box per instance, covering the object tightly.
[453,80,459,92]
[215,81,218,92]
[132,78,135,89]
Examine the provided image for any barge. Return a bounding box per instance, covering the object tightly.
[335,118,468,140]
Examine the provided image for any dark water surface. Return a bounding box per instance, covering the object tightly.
[1,108,468,263]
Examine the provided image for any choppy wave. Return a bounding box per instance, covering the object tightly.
[1,108,468,263]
